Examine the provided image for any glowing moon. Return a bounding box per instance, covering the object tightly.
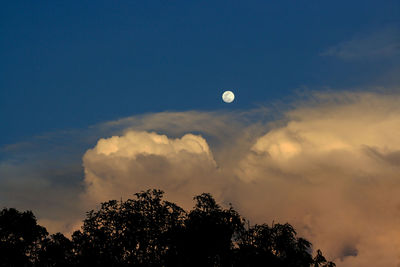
[222,91,235,103]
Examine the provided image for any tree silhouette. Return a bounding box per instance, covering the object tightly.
[39,233,75,267]
[236,223,315,267]
[0,208,48,266]
[312,249,337,267]
[0,189,335,267]
[72,189,185,267]
[169,193,244,267]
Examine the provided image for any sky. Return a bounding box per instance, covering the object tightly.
[1,1,400,266]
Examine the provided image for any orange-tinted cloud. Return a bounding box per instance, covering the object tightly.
[2,91,400,266]
[81,91,400,266]
[235,92,400,266]
[82,131,224,209]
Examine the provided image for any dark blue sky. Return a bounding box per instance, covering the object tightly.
[1,1,399,146]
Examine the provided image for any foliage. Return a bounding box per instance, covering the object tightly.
[0,189,335,267]
[0,208,48,266]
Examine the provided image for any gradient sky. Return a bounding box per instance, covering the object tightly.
[2,2,400,266]
[1,1,399,146]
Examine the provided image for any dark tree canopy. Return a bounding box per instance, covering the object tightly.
[72,189,186,267]
[0,189,335,267]
[0,208,48,267]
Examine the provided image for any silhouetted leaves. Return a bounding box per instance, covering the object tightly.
[176,193,244,267]
[0,189,335,267]
[72,189,186,267]
[236,223,315,267]
[39,233,75,266]
[0,208,48,266]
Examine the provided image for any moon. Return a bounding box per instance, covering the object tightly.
[222,90,235,103]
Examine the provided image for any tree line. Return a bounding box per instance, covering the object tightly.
[0,189,335,267]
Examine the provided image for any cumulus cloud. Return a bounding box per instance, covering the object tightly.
[82,131,225,209]
[1,110,264,236]
[3,91,400,266]
[80,91,400,266]
[234,92,400,266]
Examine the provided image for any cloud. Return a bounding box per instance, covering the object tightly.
[82,131,223,209]
[0,160,84,235]
[80,109,276,211]
[321,28,400,60]
[0,128,97,235]
[3,91,400,266]
[234,92,400,266]
[0,110,264,235]
[80,91,400,266]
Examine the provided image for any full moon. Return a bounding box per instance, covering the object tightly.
[222,90,235,103]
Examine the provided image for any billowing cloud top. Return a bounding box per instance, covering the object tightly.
[83,131,219,208]
[90,131,212,158]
